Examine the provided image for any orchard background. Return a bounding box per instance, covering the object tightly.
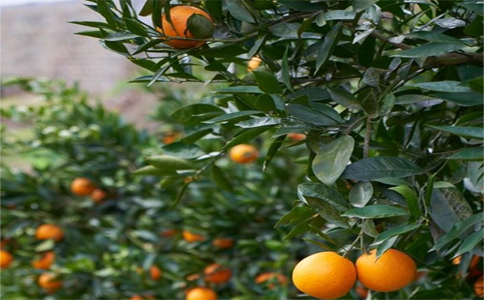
[1,0,483,300]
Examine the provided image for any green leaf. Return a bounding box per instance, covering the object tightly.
[287,104,338,126]
[161,143,205,159]
[35,239,55,252]
[342,205,410,219]
[316,22,342,73]
[133,166,177,176]
[211,165,233,192]
[349,182,374,208]
[389,185,421,218]
[393,43,466,58]
[407,81,473,93]
[146,155,194,170]
[281,48,294,92]
[376,236,398,257]
[302,238,336,251]
[248,36,266,58]
[312,136,355,186]
[97,0,118,28]
[205,111,262,123]
[427,125,483,139]
[323,10,356,21]
[342,157,422,181]
[468,162,484,193]
[217,86,264,94]
[352,0,377,12]
[171,104,224,125]
[226,0,255,23]
[327,87,361,109]
[298,183,349,211]
[431,213,483,251]
[236,117,280,128]
[263,135,286,171]
[406,31,467,45]
[373,224,421,246]
[430,188,474,233]
[301,196,350,229]
[447,147,484,161]
[276,205,315,227]
[187,14,214,39]
[224,126,274,149]
[454,228,484,257]
[253,71,283,94]
[139,0,154,16]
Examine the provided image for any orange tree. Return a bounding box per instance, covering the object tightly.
[0,78,307,299]
[75,0,483,299]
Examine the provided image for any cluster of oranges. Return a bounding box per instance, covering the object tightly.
[70,177,108,203]
[292,249,417,299]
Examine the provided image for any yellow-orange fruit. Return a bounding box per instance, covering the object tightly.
[150,266,162,281]
[229,144,258,164]
[475,275,484,298]
[161,229,177,237]
[204,264,232,284]
[356,249,416,292]
[182,230,205,243]
[38,273,62,293]
[162,132,179,144]
[91,188,108,203]
[32,251,55,270]
[186,287,217,300]
[159,6,213,49]
[287,133,306,141]
[247,56,262,71]
[130,295,155,300]
[212,238,234,249]
[292,252,356,299]
[71,177,96,196]
[255,272,288,289]
[0,250,13,269]
[35,224,64,241]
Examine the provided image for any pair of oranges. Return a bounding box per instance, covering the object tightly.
[293,249,417,299]
[71,177,108,203]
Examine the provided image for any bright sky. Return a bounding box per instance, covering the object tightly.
[1,0,74,6]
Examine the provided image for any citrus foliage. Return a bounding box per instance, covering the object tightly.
[1,79,307,299]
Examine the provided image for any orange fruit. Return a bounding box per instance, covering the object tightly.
[287,133,306,141]
[150,265,162,281]
[159,6,213,49]
[161,229,177,237]
[457,255,480,270]
[71,177,96,196]
[204,264,232,284]
[255,272,288,289]
[183,230,205,243]
[0,250,13,269]
[35,224,64,241]
[187,273,201,281]
[475,275,484,298]
[130,295,155,300]
[212,238,234,249]
[292,251,357,299]
[356,286,368,299]
[162,132,179,144]
[38,273,62,293]
[356,249,416,292]
[186,287,217,300]
[247,56,262,71]
[32,251,55,270]
[229,144,258,164]
[91,188,108,203]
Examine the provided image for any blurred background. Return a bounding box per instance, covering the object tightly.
[1,0,163,129]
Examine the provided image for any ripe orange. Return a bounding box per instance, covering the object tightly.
[0,250,13,269]
[229,144,258,164]
[150,265,162,281]
[130,295,155,300]
[186,287,217,300]
[162,132,179,144]
[475,275,484,298]
[91,188,108,203]
[356,249,416,292]
[71,177,96,196]
[32,251,55,270]
[35,224,64,241]
[292,251,356,299]
[287,133,306,141]
[356,286,368,299]
[247,56,262,71]
[182,230,205,243]
[38,273,62,293]
[204,264,231,284]
[159,6,213,49]
[255,272,288,289]
[212,238,234,249]
[453,255,480,269]
[161,229,177,237]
